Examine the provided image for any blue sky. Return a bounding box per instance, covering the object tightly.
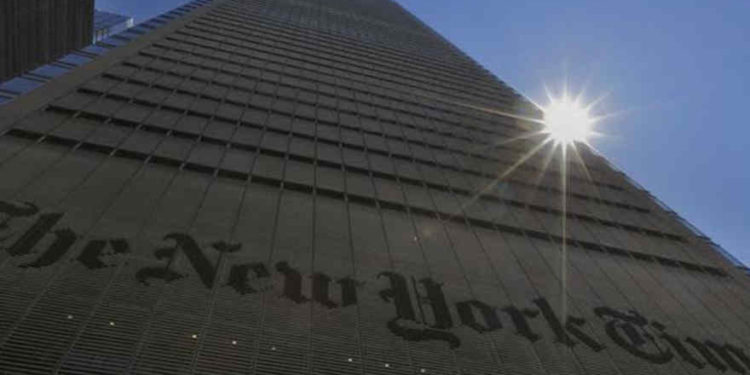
[397,0,750,265]
[96,0,749,265]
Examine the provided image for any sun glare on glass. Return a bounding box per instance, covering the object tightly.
[542,94,594,146]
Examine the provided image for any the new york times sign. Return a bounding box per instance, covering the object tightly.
[2,200,750,373]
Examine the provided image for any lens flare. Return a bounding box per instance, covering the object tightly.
[542,93,594,146]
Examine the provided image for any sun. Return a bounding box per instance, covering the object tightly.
[541,93,594,146]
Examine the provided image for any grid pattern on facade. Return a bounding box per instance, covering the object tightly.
[0,0,749,374]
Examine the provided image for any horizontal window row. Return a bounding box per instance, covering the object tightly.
[215,0,502,87]
[250,2,453,58]
[113,51,625,195]
[156,31,627,192]
[205,6,509,102]
[168,24,524,139]
[72,79,635,213]
[182,18,516,126]
[49,99,646,229]
[145,37,533,158]
[124,47,612,182]
[23,98,681,242]
[73,73,641,211]
[228,0,477,74]
[0,126,726,279]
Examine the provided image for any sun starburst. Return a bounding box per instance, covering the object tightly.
[539,89,603,147]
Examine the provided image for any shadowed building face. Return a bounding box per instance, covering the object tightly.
[0,0,748,374]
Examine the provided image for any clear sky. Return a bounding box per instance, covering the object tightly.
[96,0,749,265]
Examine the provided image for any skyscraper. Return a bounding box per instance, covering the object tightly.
[0,0,748,374]
[0,0,95,82]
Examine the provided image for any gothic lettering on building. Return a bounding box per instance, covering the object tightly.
[2,200,749,373]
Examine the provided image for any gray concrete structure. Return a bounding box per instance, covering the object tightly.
[0,0,748,373]
[0,0,94,82]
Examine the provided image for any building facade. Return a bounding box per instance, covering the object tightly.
[93,10,135,43]
[0,0,748,374]
[0,0,94,82]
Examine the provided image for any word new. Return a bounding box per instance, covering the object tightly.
[1,200,750,373]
